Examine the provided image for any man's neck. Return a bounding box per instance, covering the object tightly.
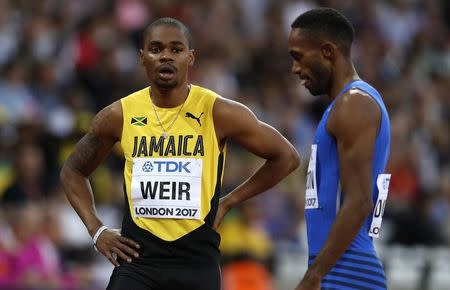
[329,59,359,100]
[150,83,190,108]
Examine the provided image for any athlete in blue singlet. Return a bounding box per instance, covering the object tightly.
[288,8,391,290]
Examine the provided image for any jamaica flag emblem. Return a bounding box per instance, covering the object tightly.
[131,116,147,126]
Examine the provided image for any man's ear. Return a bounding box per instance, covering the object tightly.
[321,42,336,60]
[139,49,145,65]
[189,49,195,66]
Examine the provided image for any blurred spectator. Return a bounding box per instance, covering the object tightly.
[0,211,14,288]
[219,199,275,290]
[0,0,448,289]
[432,167,450,243]
[219,199,273,263]
[1,143,47,205]
[389,190,446,246]
[0,59,39,125]
[3,202,84,289]
[222,260,274,290]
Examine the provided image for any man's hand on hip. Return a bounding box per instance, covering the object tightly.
[95,229,141,267]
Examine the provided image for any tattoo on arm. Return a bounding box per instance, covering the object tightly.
[66,133,104,176]
[64,102,121,177]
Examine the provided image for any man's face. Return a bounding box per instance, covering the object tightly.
[140,25,194,89]
[288,28,332,96]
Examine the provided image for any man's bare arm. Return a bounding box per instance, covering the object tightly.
[213,97,300,228]
[61,101,122,236]
[299,90,381,284]
[65,133,107,177]
[61,101,140,267]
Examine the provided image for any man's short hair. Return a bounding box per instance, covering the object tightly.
[143,17,192,48]
[291,8,354,55]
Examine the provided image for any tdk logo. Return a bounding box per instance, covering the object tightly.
[142,161,154,172]
[143,161,191,173]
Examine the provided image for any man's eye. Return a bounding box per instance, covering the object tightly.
[172,47,182,53]
[150,47,160,53]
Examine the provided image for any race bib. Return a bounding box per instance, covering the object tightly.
[305,144,319,209]
[130,157,202,219]
[369,174,391,238]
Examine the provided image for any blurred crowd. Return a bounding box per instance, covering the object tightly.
[0,0,448,289]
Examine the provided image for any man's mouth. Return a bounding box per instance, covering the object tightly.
[158,65,176,80]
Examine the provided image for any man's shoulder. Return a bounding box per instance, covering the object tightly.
[328,89,381,136]
[345,80,382,102]
[334,87,379,114]
[191,84,222,100]
[346,88,374,103]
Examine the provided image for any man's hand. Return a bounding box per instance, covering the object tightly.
[95,229,141,267]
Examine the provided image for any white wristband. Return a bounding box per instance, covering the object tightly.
[92,225,108,246]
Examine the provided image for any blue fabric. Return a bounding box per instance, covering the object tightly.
[305,80,390,289]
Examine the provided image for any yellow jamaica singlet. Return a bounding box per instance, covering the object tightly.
[120,84,226,248]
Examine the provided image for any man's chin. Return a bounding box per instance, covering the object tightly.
[155,80,178,89]
[307,86,324,96]
[310,90,322,96]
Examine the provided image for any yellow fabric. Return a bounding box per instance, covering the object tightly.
[219,217,273,260]
[120,85,225,241]
[0,166,13,198]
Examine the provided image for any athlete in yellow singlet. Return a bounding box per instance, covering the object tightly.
[60,17,300,290]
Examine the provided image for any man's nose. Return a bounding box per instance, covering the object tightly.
[160,49,173,62]
[291,61,301,74]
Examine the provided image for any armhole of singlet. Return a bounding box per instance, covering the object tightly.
[351,87,383,138]
[119,99,125,142]
[119,98,126,146]
[211,96,225,153]
[327,88,383,138]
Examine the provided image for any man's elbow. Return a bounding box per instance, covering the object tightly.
[60,163,81,187]
[59,164,70,186]
[285,146,301,173]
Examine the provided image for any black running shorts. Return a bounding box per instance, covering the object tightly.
[106,261,221,290]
